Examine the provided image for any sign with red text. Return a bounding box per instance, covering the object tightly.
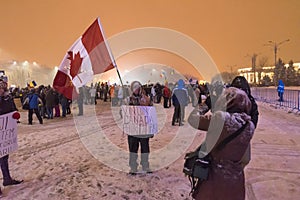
[121,106,158,136]
[0,112,18,158]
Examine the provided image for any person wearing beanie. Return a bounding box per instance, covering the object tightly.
[127,81,153,175]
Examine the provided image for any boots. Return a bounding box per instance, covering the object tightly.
[3,179,23,186]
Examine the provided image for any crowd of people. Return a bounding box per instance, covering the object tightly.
[9,79,212,124]
[122,77,259,200]
[3,76,259,199]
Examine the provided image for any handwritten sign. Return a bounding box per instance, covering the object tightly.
[0,112,18,158]
[121,106,158,136]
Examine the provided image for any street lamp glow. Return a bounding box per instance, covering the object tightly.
[23,61,29,66]
[265,39,290,66]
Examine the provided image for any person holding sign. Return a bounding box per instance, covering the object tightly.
[0,79,23,196]
[127,81,153,175]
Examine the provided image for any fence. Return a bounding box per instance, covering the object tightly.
[251,87,300,111]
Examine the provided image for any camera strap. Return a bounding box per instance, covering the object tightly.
[187,121,249,196]
[216,121,249,151]
[195,121,249,154]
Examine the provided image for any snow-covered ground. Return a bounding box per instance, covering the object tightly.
[1,100,300,199]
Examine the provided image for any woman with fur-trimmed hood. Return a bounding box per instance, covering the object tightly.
[188,87,255,200]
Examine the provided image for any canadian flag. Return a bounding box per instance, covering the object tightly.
[53,17,116,99]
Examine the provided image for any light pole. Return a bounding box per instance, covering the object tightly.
[265,39,290,67]
[245,53,260,84]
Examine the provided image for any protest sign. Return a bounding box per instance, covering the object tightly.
[0,112,18,158]
[121,106,158,136]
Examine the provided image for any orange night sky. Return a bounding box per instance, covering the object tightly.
[0,0,299,76]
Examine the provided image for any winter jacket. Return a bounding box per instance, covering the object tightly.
[277,80,284,93]
[188,87,255,200]
[172,87,189,106]
[0,92,17,115]
[45,89,56,107]
[24,93,43,109]
[192,112,255,200]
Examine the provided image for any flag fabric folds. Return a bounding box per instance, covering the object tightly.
[53,17,115,99]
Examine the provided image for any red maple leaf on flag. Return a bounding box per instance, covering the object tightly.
[67,51,83,79]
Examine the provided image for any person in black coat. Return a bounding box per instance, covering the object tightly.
[231,76,259,167]
[231,76,259,127]
[45,88,56,119]
[0,79,23,195]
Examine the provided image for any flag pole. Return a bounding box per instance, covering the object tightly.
[115,65,124,87]
[96,17,124,87]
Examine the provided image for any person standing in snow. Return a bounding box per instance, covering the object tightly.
[127,81,153,175]
[171,79,189,126]
[188,87,255,200]
[277,79,284,102]
[23,88,43,125]
[0,79,23,196]
[231,76,259,168]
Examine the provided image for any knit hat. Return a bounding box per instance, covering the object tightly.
[131,81,142,92]
[214,87,251,114]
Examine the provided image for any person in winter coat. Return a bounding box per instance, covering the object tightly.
[154,83,162,104]
[0,79,23,196]
[23,88,43,125]
[162,84,171,108]
[77,87,84,116]
[188,87,255,200]
[231,76,259,127]
[59,93,68,117]
[117,85,124,106]
[53,91,60,117]
[45,88,56,119]
[231,76,259,168]
[277,79,285,102]
[171,79,189,126]
[127,81,153,175]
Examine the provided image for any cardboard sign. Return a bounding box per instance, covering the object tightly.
[121,106,158,136]
[0,112,18,158]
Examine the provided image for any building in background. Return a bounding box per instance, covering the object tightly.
[0,60,56,87]
[237,62,300,84]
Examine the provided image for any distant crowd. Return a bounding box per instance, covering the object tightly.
[7,80,229,125]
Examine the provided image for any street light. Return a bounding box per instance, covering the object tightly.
[265,39,290,67]
[245,53,260,84]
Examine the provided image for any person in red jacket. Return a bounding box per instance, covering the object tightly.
[0,79,23,196]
